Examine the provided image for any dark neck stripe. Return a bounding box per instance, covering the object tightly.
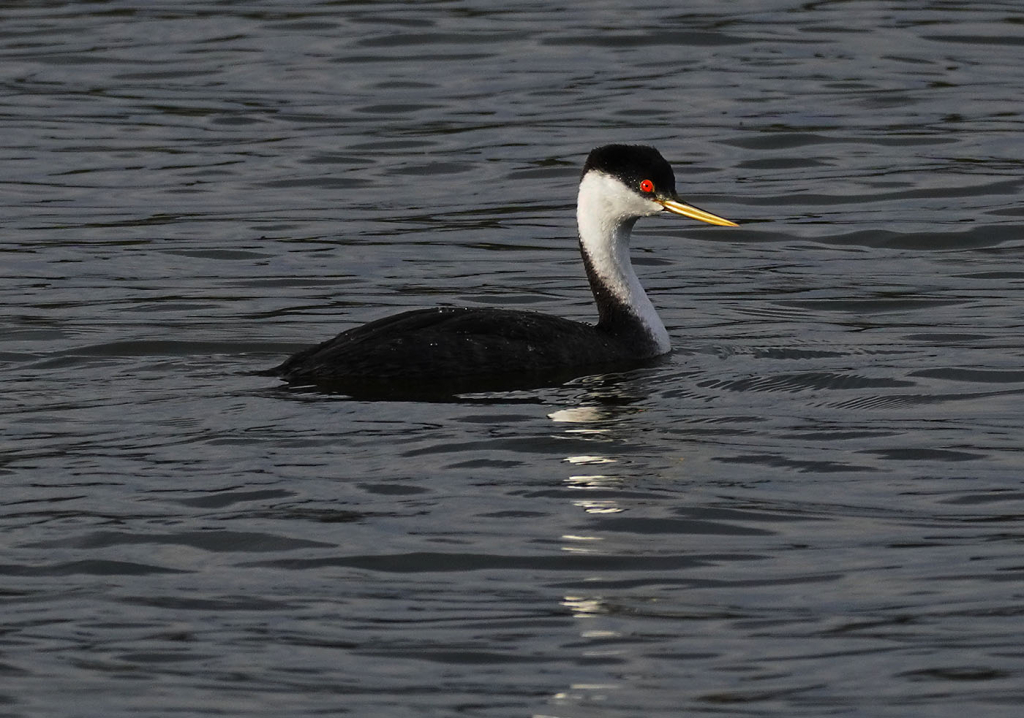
[578,238,659,351]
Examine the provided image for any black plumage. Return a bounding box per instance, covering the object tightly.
[268,306,660,390]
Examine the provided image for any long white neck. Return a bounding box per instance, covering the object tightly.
[575,171,671,355]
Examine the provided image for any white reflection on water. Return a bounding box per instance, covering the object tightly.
[564,454,616,465]
[572,499,624,514]
[548,405,609,424]
[560,595,608,618]
[560,534,602,555]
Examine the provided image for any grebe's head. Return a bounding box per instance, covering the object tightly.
[579,144,737,226]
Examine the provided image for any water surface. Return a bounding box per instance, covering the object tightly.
[3,2,1024,716]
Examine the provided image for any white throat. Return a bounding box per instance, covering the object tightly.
[576,171,671,355]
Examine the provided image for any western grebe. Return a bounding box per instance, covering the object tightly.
[266,145,736,392]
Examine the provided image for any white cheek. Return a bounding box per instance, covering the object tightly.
[577,172,662,230]
[626,192,664,217]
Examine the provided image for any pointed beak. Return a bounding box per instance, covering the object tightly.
[657,197,738,227]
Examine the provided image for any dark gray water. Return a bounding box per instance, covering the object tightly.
[3,1,1024,716]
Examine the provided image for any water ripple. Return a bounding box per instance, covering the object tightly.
[3,2,1024,717]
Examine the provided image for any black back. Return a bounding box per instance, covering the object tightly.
[267,307,662,394]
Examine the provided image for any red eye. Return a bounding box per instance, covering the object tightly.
[639,179,655,193]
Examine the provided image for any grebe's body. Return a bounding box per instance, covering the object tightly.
[267,145,735,391]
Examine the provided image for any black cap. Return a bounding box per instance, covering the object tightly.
[582,144,677,198]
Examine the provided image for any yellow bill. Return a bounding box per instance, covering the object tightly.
[657,198,738,227]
